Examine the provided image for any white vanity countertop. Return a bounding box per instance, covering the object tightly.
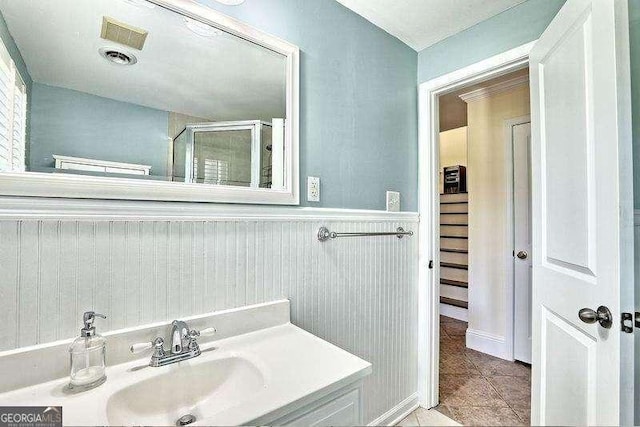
[0,323,372,426]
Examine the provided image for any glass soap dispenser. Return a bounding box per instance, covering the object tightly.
[68,311,107,391]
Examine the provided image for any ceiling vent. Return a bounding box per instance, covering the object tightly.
[99,48,138,66]
[101,17,148,51]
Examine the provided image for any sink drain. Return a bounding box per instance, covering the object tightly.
[177,414,196,426]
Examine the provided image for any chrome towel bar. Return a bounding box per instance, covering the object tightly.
[317,226,413,242]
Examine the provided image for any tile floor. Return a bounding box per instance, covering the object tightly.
[398,407,459,426]
[399,316,532,426]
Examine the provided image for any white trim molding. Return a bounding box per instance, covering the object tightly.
[0,197,419,222]
[465,329,508,360]
[0,0,300,206]
[459,75,529,103]
[417,41,534,409]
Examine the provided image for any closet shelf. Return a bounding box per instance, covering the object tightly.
[440,248,468,254]
[440,297,468,309]
[440,278,468,288]
[441,262,468,270]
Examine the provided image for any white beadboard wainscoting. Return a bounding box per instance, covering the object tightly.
[0,198,419,425]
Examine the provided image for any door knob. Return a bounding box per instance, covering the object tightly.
[516,251,528,260]
[578,306,613,329]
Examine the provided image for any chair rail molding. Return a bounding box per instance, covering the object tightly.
[0,197,419,222]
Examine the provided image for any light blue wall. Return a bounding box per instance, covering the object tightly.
[29,83,169,176]
[194,0,418,210]
[417,0,565,83]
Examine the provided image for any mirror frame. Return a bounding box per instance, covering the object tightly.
[0,0,300,205]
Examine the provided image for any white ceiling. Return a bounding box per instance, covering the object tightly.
[0,0,286,121]
[335,0,527,51]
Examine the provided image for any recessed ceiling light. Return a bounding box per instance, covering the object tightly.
[99,48,138,66]
[214,0,245,5]
[184,17,224,37]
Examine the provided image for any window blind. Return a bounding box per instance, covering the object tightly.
[0,38,26,173]
[193,157,229,185]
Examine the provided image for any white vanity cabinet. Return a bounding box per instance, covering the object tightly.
[281,387,362,426]
[254,382,364,426]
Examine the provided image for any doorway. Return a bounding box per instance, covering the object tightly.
[418,2,635,421]
[433,67,533,425]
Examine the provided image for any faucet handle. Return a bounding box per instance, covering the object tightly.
[130,337,165,355]
[187,327,216,339]
[199,327,217,337]
[187,327,216,350]
[130,342,152,354]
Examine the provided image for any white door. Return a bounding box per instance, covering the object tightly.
[513,122,532,364]
[529,0,634,425]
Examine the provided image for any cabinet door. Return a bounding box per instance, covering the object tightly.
[285,389,360,427]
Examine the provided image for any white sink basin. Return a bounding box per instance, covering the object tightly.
[106,356,264,426]
[0,321,371,426]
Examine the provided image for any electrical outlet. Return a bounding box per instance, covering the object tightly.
[386,191,400,212]
[307,176,320,202]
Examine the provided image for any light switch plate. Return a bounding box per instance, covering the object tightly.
[386,191,400,212]
[307,176,320,202]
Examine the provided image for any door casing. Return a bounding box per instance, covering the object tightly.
[417,41,535,408]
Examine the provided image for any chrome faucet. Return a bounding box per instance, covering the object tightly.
[171,320,190,354]
[130,320,216,367]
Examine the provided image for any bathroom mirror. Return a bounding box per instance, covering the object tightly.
[0,0,299,204]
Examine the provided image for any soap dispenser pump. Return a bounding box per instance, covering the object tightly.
[68,311,107,391]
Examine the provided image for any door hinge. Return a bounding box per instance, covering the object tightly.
[636,312,640,329]
[428,260,434,269]
[621,312,633,333]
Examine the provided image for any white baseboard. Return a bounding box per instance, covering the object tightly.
[465,328,510,360]
[439,303,468,322]
[369,392,419,426]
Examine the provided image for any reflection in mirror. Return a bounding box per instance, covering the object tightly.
[0,0,287,189]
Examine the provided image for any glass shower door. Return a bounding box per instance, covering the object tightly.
[193,128,254,187]
[172,120,280,188]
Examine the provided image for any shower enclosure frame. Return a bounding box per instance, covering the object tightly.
[174,120,281,189]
